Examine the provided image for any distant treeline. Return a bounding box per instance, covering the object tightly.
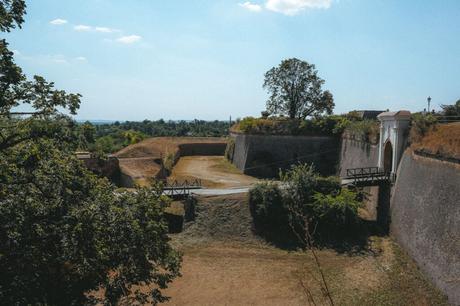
[80,119,231,153]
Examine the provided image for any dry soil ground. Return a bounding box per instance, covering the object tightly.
[163,194,448,306]
[169,156,259,188]
[114,137,227,185]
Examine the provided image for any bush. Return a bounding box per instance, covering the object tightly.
[311,189,363,239]
[249,182,289,237]
[344,120,380,144]
[280,164,341,206]
[249,164,362,246]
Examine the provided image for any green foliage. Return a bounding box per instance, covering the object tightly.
[344,119,380,144]
[0,135,181,305]
[311,189,363,235]
[248,182,289,238]
[233,115,349,136]
[82,127,148,153]
[440,99,460,117]
[263,58,335,119]
[82,119,230,153]
[0,0,26,32]
[249,164,362,246]
[123,129,147,145]
[0,3,182,304]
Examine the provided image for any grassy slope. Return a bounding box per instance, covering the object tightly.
[412,122,460,160]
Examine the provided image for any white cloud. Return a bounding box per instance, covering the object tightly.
[75,56,87,61]
[95,27,117,33]
[50,55,68,64]
[116,35,142,44]
[265,0,332,15]
[50,18,68,25]
[239,2,263,12]
[74,25,92,31]
[53,59,68,64]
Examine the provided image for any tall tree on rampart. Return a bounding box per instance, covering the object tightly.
[263,58,334,119]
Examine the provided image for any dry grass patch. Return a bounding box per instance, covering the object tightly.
[411,123,460,160]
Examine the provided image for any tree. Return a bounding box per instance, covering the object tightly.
[263,58,335,119]
[441,99,460,117]
[0,1,181,304]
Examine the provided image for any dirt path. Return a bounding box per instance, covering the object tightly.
[170,156,259,188]
[164,243,310,306]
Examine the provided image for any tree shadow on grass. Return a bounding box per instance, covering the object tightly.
[253,218,389,256]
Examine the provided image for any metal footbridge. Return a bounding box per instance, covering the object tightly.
[342,167,393,186]
[162,179,203,198]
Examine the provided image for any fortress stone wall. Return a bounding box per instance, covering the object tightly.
[338,136,379,177]
[231,131,460,303]
[230,133,340,177]
[391,151,460,305]
[178,142,227,157]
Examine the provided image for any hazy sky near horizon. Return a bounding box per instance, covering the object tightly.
[4,0,460,121]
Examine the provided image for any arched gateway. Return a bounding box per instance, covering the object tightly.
[377,111,411,179]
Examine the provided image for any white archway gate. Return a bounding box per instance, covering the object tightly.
[377,111,411,177]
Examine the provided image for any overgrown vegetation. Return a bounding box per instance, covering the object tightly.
[0,3,181,304]
[163,151,177,174]
[232,115,350,136]
[343,119,380,144]
[440,99,460,118]
[408,100,460,159]
[409,113,438,144]
[249,164,363,247]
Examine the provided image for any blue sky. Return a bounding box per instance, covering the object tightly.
[4,0,460,121]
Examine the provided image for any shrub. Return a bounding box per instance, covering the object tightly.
[314,176,342,195]
[280,164,341,206]
[344,120,380,144]
[249,164,362,246]
[249,181,288,237]
[311,189,363,239]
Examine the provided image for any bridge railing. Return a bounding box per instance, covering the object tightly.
[345,167,393,185]
[346,167,382,178]
[161,179,203,199]
[162,179,202,190]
